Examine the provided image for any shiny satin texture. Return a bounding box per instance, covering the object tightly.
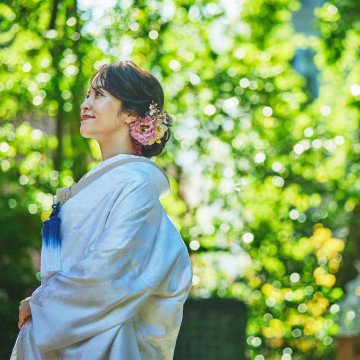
[11,153,193,359]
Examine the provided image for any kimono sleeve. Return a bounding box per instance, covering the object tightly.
[29,177,163,353]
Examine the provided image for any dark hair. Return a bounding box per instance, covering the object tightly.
[90,60,172,158]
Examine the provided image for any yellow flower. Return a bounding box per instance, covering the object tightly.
[155,130,165,138]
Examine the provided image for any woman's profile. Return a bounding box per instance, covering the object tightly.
[10,60,193,359]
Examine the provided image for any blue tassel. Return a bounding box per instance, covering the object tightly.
[41,201,62,282]
[42,201,61,248]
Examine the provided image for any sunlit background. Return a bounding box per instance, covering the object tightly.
[2,0,360,359]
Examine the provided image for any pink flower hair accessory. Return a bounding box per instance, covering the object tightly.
[130,101,173,146]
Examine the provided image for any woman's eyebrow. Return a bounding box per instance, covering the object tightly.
[87,85,106,95]
[92,84,106,92]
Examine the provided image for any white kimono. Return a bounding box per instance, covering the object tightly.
[11,153,193,359]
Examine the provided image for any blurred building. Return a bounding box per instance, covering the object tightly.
[292,0,324,98]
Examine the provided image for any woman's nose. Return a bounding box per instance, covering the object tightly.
[80,98,90,112]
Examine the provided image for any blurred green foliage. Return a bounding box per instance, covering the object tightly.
[1,0,360,359]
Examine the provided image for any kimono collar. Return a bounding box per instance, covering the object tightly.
[88,153,170,199]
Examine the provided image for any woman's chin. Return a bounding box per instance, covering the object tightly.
[79,127,92,138]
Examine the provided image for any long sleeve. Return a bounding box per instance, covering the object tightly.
[29,177,165,353]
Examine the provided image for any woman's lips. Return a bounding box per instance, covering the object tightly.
[81,116,95,121]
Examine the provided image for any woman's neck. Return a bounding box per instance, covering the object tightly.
[97,133,135,161]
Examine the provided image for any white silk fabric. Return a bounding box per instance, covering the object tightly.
[11,153,193,359]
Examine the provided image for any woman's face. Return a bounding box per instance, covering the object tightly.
[79,76,126,141]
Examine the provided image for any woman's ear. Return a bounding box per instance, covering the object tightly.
[124,113,138,125]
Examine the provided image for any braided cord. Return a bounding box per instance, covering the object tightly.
[130,136,143,156]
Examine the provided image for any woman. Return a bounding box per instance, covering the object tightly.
[11,60,193,359]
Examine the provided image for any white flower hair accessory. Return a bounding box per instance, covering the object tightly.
[130,101,173,146]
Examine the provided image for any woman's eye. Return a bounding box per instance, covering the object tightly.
[85,90,103,98]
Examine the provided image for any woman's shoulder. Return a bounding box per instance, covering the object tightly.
[109,160,155,182]
[108,159,170,199]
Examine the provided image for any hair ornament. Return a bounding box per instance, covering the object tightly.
[130,101,173,146]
